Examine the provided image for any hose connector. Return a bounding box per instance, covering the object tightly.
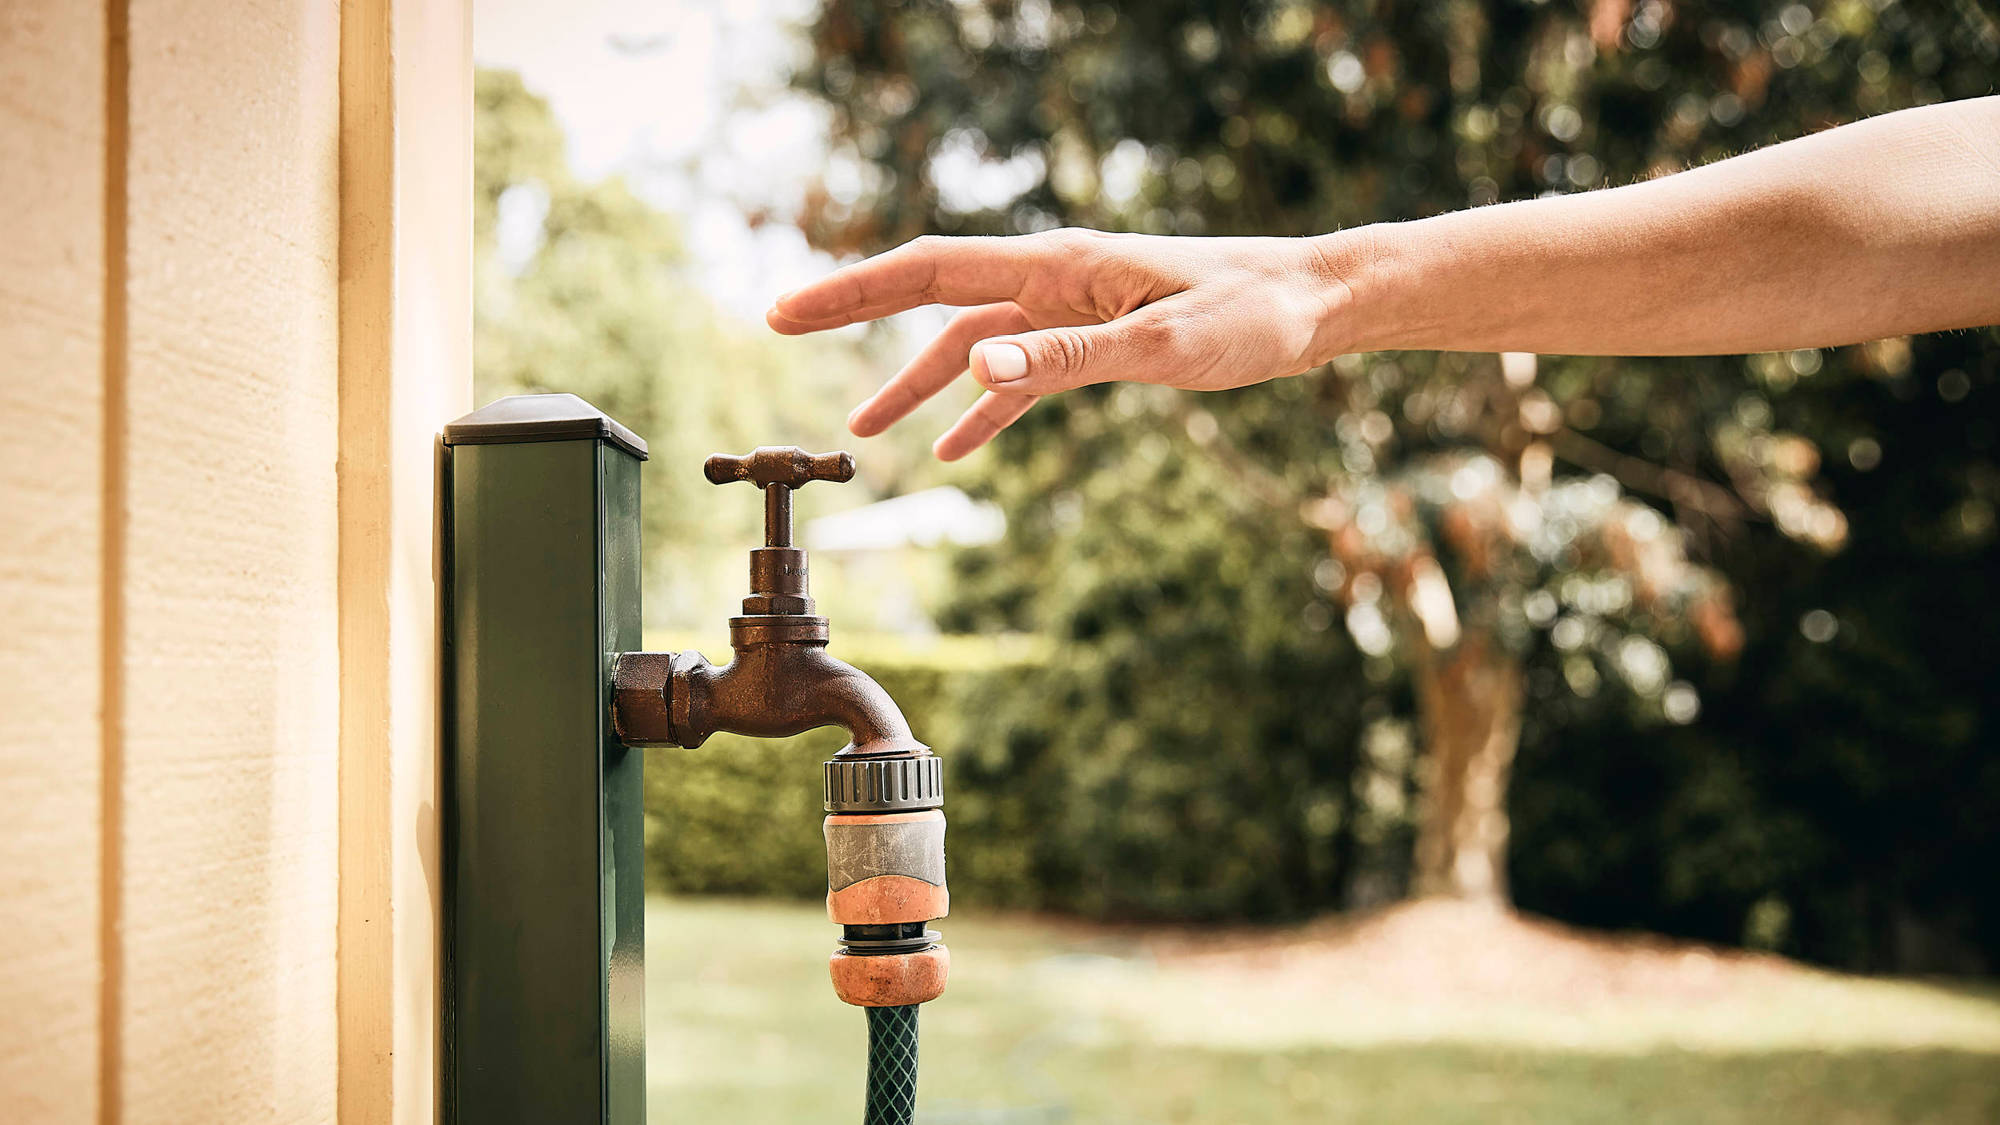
[824,754,949,1007]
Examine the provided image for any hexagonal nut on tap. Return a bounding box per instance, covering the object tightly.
[610,651,676,747]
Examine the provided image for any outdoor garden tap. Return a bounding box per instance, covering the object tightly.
[609,447,929,760]
[609,447,947,1117]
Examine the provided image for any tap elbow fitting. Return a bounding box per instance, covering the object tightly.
[787,646,928,759]
[612,636,926,758]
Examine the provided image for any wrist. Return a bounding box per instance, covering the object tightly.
[1298,224,1409,362]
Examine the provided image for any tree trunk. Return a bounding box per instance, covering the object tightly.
[1410,630,1525,907]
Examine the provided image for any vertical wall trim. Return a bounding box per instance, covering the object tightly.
[338,0,472,1119]
[98,0,129,1119]
[337,0,396,1118]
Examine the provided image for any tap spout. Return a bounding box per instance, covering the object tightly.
[612,635,927,758]
[693,641,926,757]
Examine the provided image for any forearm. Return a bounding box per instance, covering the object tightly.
[1325,97,2000,358]
[778,99,1998,457]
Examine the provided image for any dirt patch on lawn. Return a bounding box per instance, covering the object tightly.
[1138,898,1805,1006]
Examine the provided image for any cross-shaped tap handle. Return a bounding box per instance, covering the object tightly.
[705,447,856,490]
[705,446,856,548]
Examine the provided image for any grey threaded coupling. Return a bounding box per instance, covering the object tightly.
[823,753,943,813]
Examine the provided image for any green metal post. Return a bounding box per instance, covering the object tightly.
[441,394,647,1124]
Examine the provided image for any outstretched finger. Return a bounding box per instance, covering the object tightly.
[767,233,1065,334]
[933,391,1040,461]
[849,303,1032,437]
[968,300,1202,395]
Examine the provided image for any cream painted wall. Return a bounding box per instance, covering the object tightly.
[0,2,106,1120]
[119,0,344,1116]
[0,0,468,1120]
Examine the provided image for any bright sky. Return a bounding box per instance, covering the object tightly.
[474,0,846,322]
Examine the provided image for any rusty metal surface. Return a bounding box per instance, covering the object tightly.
[610,652,673,748]
[742,547,811,615]
[704,446,855,490]
[612,640,928,757]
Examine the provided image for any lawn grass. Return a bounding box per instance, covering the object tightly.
[645,896,2000,1124]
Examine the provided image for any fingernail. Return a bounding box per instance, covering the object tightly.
[773,289,800,311]
[978,342,1029,383]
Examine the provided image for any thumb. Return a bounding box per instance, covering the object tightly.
[970,308,1189,395]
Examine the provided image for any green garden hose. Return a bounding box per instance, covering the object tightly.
[863,1004,922,1125]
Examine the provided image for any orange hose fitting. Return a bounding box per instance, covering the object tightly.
[828,944,950,1007]
[828,875,950,926]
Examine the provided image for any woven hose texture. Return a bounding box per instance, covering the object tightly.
[863,1004,921,1125]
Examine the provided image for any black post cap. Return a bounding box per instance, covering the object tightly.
[442,393,647,460]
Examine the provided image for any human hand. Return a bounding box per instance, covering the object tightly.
[766,229,1358,460]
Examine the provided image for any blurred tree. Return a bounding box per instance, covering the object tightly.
[790,0,2000,955]
[1310,437,1741,901]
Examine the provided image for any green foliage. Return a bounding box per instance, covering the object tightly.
[941,402,1372,918]
[474,68,916,626]
[1512,332,2000,971]
[645,626,1361,921]
[793,2,2000,965]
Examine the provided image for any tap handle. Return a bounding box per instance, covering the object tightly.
[706,446,856,550]
[705,447,856,491]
